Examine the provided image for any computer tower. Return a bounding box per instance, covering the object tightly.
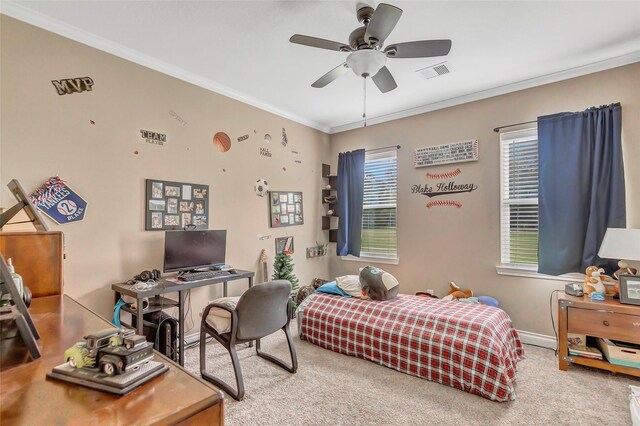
[132,311,178,361]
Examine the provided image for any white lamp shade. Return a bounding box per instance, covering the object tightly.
[598,228,640,261]
[346,50,386,77]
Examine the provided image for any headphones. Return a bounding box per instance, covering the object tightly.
[127,269,161,285]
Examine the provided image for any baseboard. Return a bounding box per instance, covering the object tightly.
[517,330,557,350]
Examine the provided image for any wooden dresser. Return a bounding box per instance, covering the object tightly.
[558,292,640,377]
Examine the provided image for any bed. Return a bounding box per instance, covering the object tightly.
[297,293,525,402]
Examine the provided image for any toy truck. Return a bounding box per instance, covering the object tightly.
[64,328,153,376]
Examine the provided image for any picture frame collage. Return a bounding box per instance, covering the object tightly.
[269,191,303,228]
[145,179,209,231]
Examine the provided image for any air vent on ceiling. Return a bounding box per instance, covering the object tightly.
[416,61,452,80]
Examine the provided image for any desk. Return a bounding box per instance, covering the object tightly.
[112,270,254,366]
[0,295,224,425]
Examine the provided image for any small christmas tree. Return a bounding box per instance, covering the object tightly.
[272,251,299,311]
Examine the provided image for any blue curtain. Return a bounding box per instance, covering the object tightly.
[337,149,365,257]
[538,103,625,275]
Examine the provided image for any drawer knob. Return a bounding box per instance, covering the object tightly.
[603,320,610,326]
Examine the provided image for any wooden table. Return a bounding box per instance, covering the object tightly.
[112,270,254,366]
[558,292,640,377]
[0,295,224,425]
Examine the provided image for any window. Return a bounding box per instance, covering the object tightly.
[500,129,538,267]
[360,148,398,260]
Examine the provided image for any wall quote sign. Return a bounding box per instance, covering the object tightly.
[51,77,94,96]
[29,176,87,224]
[140,129,166,146]
[260,147,272,157]
[168,110,187,126]
[413,139,479,168]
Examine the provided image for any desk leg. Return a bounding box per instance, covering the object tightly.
[223,282,228,298]
[136,296,144,336]
[178,290,185,367]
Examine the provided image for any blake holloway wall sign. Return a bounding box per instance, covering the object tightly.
[51,77,94,96]
[411,168,478,209]
[414,139,479,168]
[140,130,166,146]
[29,177,87,224]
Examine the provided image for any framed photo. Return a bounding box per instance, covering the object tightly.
[275,236,294,254]
[145,179,209,231]
[619,275,640,306]
[269,190,303,228]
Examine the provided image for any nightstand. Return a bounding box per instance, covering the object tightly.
[558,292,640,377]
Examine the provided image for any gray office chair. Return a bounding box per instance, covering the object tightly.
[200,280,298,401]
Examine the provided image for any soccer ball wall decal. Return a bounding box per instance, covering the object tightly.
[254,179,269,197]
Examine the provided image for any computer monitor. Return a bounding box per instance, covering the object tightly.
[163,230,227,273]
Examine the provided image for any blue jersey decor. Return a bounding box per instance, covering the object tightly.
[30,177,87,224]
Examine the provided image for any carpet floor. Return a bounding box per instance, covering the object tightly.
[183,322,636,425]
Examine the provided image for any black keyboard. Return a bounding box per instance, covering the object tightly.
[180,270,230,281]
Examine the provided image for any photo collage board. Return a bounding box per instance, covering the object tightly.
[269,191,303,228]
[145,179,209,231]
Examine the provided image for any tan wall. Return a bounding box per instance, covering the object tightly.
[0,16,331,332]
[330,62,640,337]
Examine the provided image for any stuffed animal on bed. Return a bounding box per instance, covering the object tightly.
[441,282,473,301]
[359,266,399,301]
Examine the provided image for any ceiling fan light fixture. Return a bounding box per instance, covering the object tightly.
[346,49,386,78]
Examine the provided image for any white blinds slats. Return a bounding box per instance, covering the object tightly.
[500,130,539,266]
[361,149,398,259]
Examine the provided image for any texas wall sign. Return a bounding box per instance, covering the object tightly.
[51,77,94,96]
[30,177,87,224]
[411,181,478,198]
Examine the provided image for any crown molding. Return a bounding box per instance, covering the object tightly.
[0,2,331,134]
[3,2,639,136]
[329,50,640,134]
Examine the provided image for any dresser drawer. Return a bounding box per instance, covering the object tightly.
[567,307,640,344]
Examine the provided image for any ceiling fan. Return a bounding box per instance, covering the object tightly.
[289,2,452,93]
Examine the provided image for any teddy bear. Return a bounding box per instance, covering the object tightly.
[441,282,473,301]
[582,266,607,295]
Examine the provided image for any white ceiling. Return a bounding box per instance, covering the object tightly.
[3,1,640,133]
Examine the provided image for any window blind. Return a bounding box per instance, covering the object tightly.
[361,149,398,259]
[500,129,539,266]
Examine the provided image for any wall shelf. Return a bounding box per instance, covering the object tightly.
[322,164,338,243]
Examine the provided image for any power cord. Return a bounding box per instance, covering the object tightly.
[549,289,561,356]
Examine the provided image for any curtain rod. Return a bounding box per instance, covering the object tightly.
[493,120,536,133]
[366,145,401,152]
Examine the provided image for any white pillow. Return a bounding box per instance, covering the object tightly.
[336,275,368,299]
[202,296,240,334]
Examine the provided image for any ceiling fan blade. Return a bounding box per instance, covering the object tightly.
[290,34,352,52]
[364,3,403,46]
[372,66,397,93]
[384,40,452,58]
[312,63,350,88]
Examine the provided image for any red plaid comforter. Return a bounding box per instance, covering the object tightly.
[299,293,525,401]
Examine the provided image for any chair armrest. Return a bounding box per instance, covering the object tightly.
[202,302,236,319]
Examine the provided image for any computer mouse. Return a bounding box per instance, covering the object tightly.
[229,269,238,274]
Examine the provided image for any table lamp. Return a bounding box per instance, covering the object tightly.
[598,228,640,272]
